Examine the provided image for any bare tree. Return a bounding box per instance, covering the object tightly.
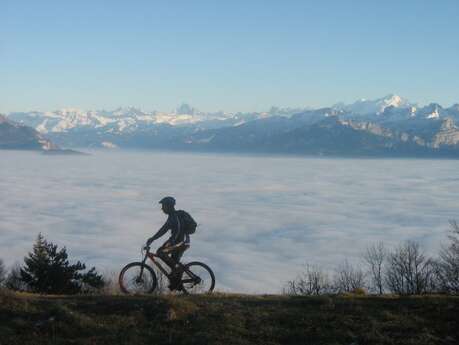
[362,242,386,294]
[385,241,436,295]
[0,259,5,286]
[285,264,331,296]
[332,260,366,293]
[435,220,459,294]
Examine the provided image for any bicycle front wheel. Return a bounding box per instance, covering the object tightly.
[119,262,157,294]
[180,261,215,294]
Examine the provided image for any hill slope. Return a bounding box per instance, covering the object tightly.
[1,291,458,345]
[0,114,57,150]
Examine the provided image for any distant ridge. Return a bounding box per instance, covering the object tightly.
[5,95,459,157]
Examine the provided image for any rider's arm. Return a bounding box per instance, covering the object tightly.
[147,219,170,245]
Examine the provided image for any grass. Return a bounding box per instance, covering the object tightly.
[0,289,458,345]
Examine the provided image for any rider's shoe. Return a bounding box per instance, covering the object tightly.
[168,278,180,291]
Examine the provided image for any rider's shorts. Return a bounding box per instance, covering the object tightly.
[160,241,190,254]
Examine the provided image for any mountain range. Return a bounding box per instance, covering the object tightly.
[3,95,459,157]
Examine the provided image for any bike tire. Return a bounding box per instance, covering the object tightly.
[119,262,157,294]
[180,261,215,294]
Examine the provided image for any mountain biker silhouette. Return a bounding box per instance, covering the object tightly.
[146,196,193,290]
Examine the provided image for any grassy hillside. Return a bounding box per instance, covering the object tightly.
[0,290,458,345]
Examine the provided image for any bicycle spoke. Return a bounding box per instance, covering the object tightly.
[119,263,157,294]
[181,263,214,294]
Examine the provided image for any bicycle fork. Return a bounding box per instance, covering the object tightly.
[137,254,149,281]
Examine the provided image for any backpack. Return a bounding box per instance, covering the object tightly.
[176,210,197,235]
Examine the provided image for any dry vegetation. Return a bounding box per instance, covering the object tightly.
[0,290,458,345]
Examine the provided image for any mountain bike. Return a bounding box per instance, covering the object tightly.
[119,245,215,294]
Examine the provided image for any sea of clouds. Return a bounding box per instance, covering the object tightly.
[1,150,459,293]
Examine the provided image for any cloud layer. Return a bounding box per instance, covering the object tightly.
[1,151,458,293]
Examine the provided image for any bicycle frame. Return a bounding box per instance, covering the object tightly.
[139,247,201,287]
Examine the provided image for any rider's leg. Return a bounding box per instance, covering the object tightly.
[168,246,188,290]
[157,241,177,270]
[159,242,188,268]
[171,248,184,266]
[171,243,191,272]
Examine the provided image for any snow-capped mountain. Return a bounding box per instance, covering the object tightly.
[9,96,459,137]
[335,94,412,115]
[5,95,459,156]
[7,104,261,134]
[336,96,459,124]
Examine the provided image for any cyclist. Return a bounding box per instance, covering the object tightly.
[146,196,192,290]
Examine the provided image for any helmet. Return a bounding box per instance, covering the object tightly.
[159,196,176,207]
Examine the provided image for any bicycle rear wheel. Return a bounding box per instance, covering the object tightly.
[180,261,215,294]
[119,262,157,294]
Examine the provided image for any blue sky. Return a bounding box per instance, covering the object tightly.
[2,0,459,113]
